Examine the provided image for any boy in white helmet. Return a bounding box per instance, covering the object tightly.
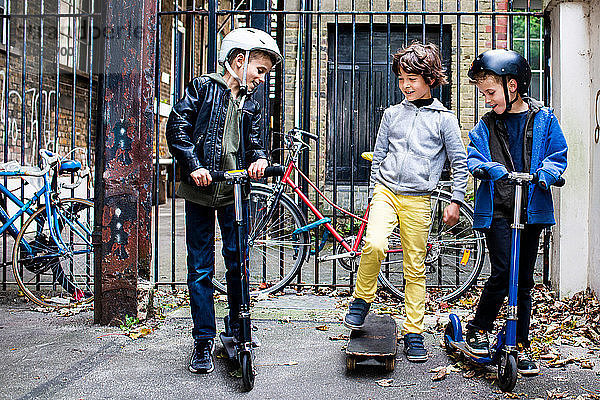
[166,28,282,374]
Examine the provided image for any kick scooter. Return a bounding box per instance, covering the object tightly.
[211,165,284,392]
[443,170,564,392]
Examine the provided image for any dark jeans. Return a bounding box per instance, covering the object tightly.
[466,218,544,347]
[185,200,247,341]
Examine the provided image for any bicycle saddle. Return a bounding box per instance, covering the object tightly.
[59,159,82,174]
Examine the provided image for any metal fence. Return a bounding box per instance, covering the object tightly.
[149,0,549,290]
[0,0,550,291]
[0,0,98,290]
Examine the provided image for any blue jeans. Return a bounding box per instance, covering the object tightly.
[466,218,543,347]
[185,200,246,341]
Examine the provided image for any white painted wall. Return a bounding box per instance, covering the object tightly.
[587,0,600,297]
[545,0,592,298]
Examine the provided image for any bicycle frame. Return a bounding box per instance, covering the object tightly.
[266,132,404,261]
[0,170,92,257]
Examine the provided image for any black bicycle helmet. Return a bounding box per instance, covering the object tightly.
[468,49,532,112]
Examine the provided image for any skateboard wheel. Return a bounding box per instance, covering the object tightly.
[346,356,356,371]
[385,357,395,371]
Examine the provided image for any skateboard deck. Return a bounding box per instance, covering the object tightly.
[345,313,397,371]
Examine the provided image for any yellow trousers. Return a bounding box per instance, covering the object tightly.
[353,184,431,334]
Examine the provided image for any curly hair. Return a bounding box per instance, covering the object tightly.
[392,42,448,88]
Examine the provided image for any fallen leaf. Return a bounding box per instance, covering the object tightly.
[328,334,349,341]
[229,368,242,378]
[315,325,329,331]
[463,370,476,378]
[375,378,394,387]
[431,367,447,381]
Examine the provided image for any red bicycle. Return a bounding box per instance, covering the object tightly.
[212,128,485,302]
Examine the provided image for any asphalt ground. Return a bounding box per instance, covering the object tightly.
[1,292,599,400]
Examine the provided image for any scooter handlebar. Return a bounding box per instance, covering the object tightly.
[473,168,565,188]
[531,172,565,188]
[472,168,491,180]
[210,165,285,183]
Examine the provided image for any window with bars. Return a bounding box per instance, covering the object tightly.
[511,0,544,101]
[59,0,91,72]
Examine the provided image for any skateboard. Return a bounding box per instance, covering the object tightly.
[345,313,397,371]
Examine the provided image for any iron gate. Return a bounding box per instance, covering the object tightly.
[0,0,550,291]
[149,0,548,289]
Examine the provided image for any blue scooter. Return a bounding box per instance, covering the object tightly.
[211,166,284,392]
[443,170,564,392]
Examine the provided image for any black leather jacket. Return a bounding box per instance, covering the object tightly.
[165,75,267,185]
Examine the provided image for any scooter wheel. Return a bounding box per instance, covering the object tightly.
[346,356,356,371]
[241,351,255,392]
[444,323,456,353]
[385,357,395,372]
[497,352,517,392]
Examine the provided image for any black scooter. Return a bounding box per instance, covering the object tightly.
[210,165,284,391]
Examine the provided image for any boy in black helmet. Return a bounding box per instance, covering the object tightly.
[166,28,281,374]
[465,49,567,375]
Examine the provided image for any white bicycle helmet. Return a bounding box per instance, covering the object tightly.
[218,28,282,97]
[218,27,282,66]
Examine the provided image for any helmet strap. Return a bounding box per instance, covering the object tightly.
[240,50,250,97]
[224,49,251,97]
[501,75,519,113]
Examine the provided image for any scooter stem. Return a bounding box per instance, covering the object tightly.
[233,181,252,344]
[505,178,525,350]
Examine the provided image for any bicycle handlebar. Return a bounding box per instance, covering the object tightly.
[210,165,285,183]
[472,168,565,188]
[291,128,318,141]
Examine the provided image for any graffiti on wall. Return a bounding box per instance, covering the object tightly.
[0,69,86,165]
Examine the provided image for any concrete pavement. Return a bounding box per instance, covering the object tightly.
[1,292,599,400]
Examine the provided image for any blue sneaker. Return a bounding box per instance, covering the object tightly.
[403,333,428,362]
[344,298,371,330]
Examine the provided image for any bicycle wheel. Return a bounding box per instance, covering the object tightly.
[212,184,310,295]
[12,198,94,308]
[378,191,485,302]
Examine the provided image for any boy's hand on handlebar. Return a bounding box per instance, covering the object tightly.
[248,158,268,180]
[191,168,212,186]
[443,203,460,226]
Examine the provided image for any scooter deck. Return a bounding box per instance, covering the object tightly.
[220,333,238,359]
[346,313,397,371]
[447,339,493,364]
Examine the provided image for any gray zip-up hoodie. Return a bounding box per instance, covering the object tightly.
[370,99,468,203]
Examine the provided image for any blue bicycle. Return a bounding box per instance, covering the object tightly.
[1,149,94,308]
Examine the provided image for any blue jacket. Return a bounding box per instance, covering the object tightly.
[467,107,568,229]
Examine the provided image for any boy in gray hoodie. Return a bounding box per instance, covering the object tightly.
[344,42,468,362]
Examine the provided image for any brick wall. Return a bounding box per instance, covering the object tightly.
[277,0,513,210]
[0,0,97,169]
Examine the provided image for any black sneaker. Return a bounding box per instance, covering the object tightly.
[465,328,490,356]
[517,345,540,376]
[343,298,371,330]
[403,333,428,362]
[189,339,215,374]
